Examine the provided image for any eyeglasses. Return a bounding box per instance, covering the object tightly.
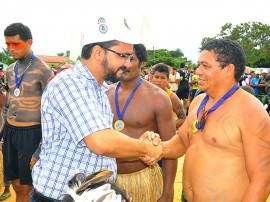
[103,47,133,63]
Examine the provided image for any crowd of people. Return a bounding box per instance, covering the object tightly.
[0,16,270,202]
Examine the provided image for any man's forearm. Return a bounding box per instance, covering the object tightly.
[242,183,270,202]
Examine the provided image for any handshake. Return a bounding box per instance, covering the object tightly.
[139,131,163,165]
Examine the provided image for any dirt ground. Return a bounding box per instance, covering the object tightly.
[1,158,184,202]
[173,157,184,201]
[0,154,269,202]
[1,156,183,202]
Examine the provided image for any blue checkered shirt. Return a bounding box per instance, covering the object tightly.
[32,61,116,200]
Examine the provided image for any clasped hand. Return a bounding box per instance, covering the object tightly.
[140,131,162,165]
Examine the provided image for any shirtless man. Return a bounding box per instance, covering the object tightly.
[151,63,186,129]
[144,39,270,201]
[107,44,177,202]
[1,23,54,202]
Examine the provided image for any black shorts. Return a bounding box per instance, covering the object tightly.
[176,87,190,99]
[3,122,42,185]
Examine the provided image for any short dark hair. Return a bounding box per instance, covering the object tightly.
[265,73,270,82]
[134,44,148,66]
[241,85,255,96]
[201,39,246,81]
[152,63,169,78]
[81,40,119,59]
[4,23,32,42]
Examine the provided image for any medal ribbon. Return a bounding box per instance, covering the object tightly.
[115,77,143,120]
[15,52,34,89]
[196,83,239,130]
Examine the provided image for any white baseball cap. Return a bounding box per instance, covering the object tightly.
[255,70,260,74]
[82,16,140,46]
[262,69,268,74]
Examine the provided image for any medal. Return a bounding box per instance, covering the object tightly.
[114,120,125,132]
[192,120,199,133]
[114,77,143,132]
[14,52,34,97]
[195,83,239,132]
[14,88,20,97]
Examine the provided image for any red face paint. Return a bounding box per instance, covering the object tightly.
[6,41,27,50]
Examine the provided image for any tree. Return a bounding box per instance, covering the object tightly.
[200,22,270,68]
[0,48,15,65]
[146,48,192,69]
[57,50,71,57]
[57,52,65,56]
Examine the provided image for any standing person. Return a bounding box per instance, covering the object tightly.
[168,67,180,92]
[189,66,200,103]
[0,23,54,202]
[31,16,162,201]
[0,90,11,201]
[151,63,186,129]
[0,66,5,85]
[143,39,270,201]
[250,70,261,100]
[176,63,190,115]
[265,73,270,98]
[106,44,177,202]
[246,70,255,86]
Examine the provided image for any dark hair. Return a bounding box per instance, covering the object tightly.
[81,40,119,59]
[152,63,169,78]
[134,44,148,66]
[4,23,32,41]
[241,85,255,96]
[201,39,246,81]
[265,73,270,82]
[180,63,185,69]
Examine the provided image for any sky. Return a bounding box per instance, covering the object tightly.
[1,0,270,63]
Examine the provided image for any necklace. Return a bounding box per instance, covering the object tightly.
[192,83,239,133]
[14,52,34,97]
[114,77,143,132]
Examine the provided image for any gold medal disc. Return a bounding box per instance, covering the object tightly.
[192,120,199,133]
[114,120,125,132]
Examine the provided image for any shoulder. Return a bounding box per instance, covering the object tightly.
[6,62,16,72]
[106,82,118,96]
[34,56,52,71]
[236,89,270,138]
[141,79,165,95]
[140,80,171,104]
[232,89,266,122]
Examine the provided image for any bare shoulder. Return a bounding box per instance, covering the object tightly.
[6,62,16,73]
[236,89,270,132]
[140,80,173,110]
[106,82,117,96]
[35,56,53,72]
[141,80,169,102]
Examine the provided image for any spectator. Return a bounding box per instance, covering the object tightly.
[1,23,54,202]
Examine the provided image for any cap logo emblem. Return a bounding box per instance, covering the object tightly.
[98,17,108,34]
[99,24,108,34]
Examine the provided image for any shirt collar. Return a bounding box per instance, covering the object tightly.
[73,61,109,90]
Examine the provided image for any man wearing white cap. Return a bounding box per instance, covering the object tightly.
[31,16,162,201]
[250,70,261,99]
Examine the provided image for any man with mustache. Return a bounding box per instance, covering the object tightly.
[143,39,270,202]
[31,16,162,201]
[107,44,177,202]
